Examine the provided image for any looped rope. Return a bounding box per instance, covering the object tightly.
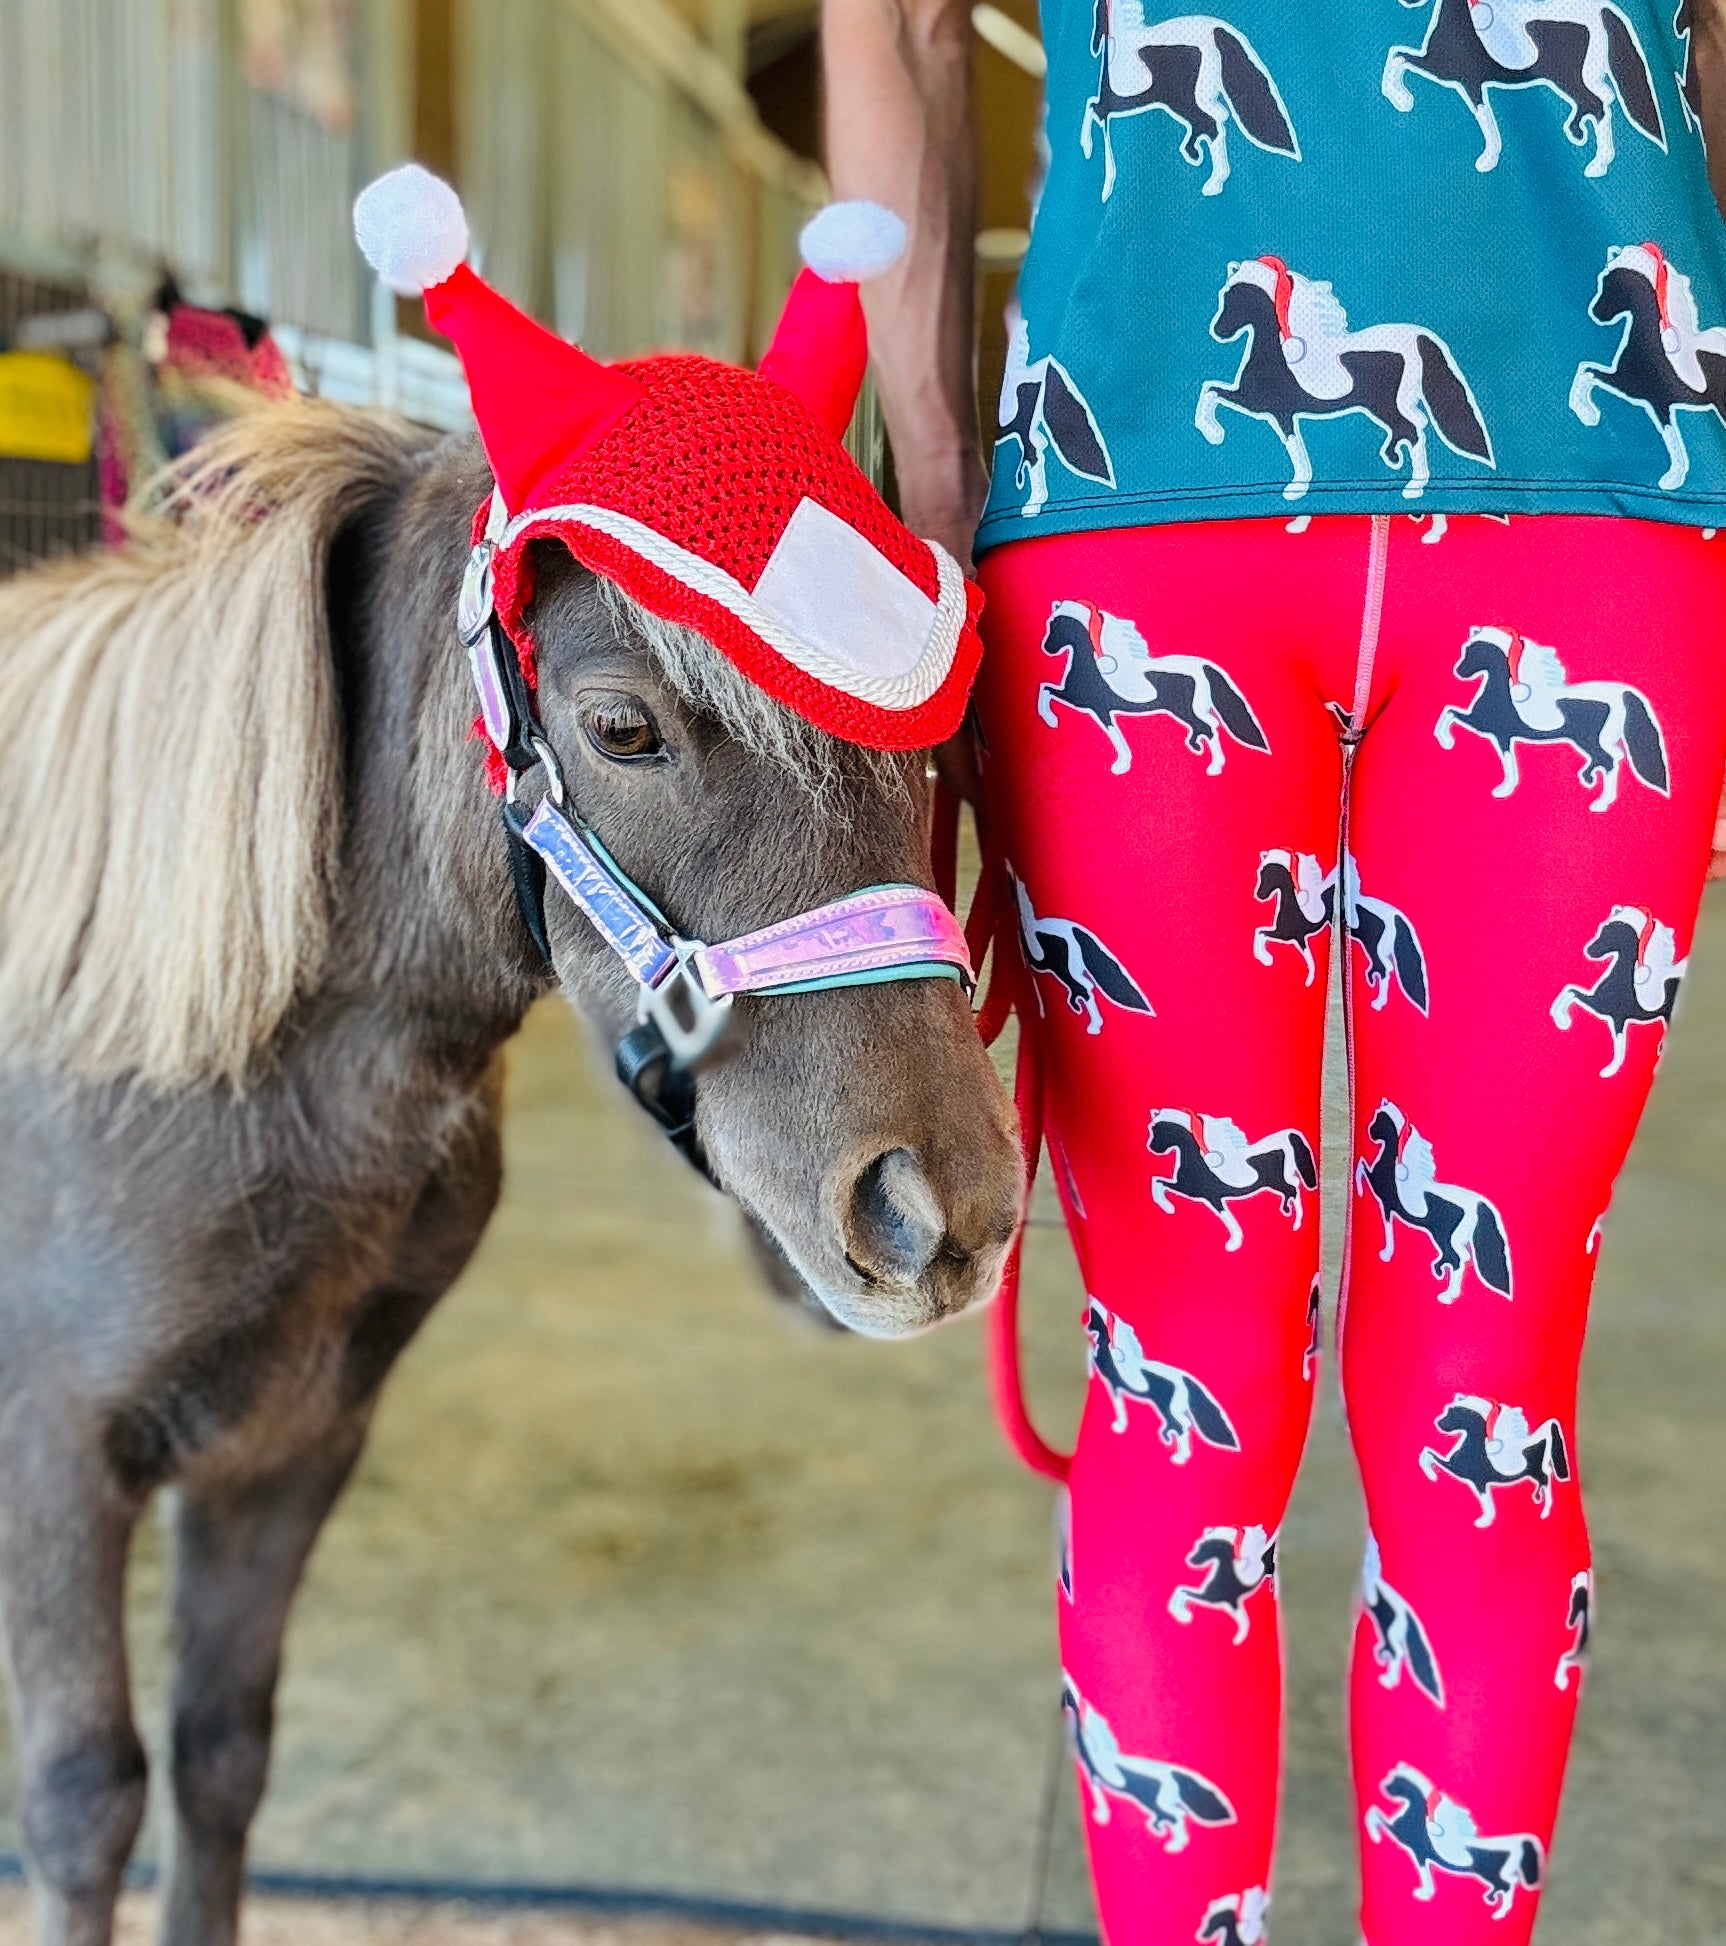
[939,780,1073,1485]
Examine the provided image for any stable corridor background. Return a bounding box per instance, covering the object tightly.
[1,893,1723,1946]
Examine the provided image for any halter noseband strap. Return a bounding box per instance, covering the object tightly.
[458,508,974,1170]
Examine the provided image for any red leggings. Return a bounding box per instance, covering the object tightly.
[974,515,1726,1946]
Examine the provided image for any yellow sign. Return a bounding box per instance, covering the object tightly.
[0,351,96,464]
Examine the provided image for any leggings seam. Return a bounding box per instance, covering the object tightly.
[1350,514,1392,732]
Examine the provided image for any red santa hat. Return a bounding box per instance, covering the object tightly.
[353,164,982,750]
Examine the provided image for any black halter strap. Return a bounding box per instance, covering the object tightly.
[476,607,716,1181]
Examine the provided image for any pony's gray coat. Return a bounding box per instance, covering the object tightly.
[0,405,1020,1946]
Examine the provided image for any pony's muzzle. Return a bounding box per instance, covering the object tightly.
[841,1143,1016,1324]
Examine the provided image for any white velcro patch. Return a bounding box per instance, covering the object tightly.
[751,497,936,683]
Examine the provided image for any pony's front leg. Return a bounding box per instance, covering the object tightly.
[1472,1486,1497,1529]
[1434,704,1461,749]
[1659,415,1691,491]
[1081,96,1098,160]
[1087,1779,1113,1824]
[1599,1027,1629,1080]
[1082,991,1105,1035]
[1111,1393,1131,1435]
[1378,1206,1398,1264]
[1569,363,1604,425]
[1253,926,1276,968]
[1382,48,1416,112]
[1196,384,1227,445]
[0,1433,147,1946]
[1418,1445,1442,1483]
[159,1425,373,1946]
[1037,681,1062,728]
[1218,1201,1246,1252]
[1492,741,1522,798]
[1106,718,1134,774]
[1152,1175,1177,1216]
[1551,986,1579,1030]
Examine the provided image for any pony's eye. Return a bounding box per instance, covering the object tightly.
[584,702,664,764]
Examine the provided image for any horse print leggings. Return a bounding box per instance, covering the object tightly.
[973,513,1726,1946]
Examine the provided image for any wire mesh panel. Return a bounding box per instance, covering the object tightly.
[0,0,393,340]
[0,267,100,574]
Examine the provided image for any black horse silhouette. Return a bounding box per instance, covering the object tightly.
[1354,1101,1512,1304]
[1366,1764,1545,1917]
[1084,1299,1240,1461]
[1556,1568,1593,1690]
[996,312,1116,519]
[1148,1107,1317,1251]
[1012,868,1154,1035]
[1169,1524,1277,1643]
[1552,903,1686,1077]
[1360,1533,1445,1708]
[1197,258,1493,501]
[1342,855,1430,1013]
[1420,1394,1571,1528]
[1436,625,1668,811]
[1062,1676,1237,1850]
[1040,600,1269,776]
[1382,0,1664,176]
[1253,848,1333,984]
[1083,0,1299,200]
[1571,244,1726,489]
[1303,1275,1322,1380]
[1197,1887,1270,1945]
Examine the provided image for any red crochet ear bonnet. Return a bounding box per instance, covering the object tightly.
[353,164,982,752]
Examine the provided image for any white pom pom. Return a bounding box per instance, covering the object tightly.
[798,201,906,284]
[353,164,469,297]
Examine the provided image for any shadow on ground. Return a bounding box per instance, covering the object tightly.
[1,891,1722,1946]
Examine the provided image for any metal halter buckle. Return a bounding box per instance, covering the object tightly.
[638,940,734,1071]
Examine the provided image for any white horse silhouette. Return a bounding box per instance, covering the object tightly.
[1197,258,1493,500]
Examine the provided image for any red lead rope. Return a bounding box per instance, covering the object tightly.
[935,779,1073,1485]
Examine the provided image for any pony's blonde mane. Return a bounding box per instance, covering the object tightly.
[0,399,914,1094]
[0,402,429,1092]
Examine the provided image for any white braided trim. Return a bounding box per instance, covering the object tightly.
[498,500,966,712]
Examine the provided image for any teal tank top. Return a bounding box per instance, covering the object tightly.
[975,0,1726,553]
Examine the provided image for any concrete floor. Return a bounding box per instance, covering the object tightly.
[1,890,1723,1945]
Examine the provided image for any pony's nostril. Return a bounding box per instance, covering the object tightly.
[845,1147,945,1288]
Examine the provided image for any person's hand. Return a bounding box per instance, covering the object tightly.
[1711,773,1726,880]
[900,445,990,802]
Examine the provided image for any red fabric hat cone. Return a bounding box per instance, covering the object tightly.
[353,165,982,750]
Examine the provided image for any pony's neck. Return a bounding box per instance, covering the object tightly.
[322,437,544,1049]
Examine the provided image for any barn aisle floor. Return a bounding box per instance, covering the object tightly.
[1,888,1723,1946]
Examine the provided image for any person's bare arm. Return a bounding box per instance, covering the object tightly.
[822,0,987,569]
[1692,0,1726,873]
